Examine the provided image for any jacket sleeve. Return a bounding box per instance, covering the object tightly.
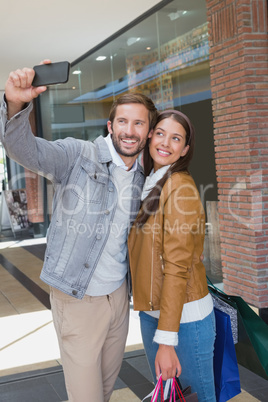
[0,98,81,183]
[157,175,204,333]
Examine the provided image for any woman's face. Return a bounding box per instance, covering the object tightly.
[149,117,189,171]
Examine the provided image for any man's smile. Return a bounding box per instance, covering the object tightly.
[120,137,138,147]
[122,138,137,143]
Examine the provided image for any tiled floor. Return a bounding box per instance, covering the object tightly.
[0,230,267,401]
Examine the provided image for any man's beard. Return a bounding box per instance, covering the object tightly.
[111,133,147,157]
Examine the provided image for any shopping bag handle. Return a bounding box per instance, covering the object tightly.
[142,374,164,401]
[206,275,233,298]
[170,378,186,402]
[163,377,186,402]
[143,376,186,402]
[164,378,172,399]
[206,276,237,306]
[206,275,226,294]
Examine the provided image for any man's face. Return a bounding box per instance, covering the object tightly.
[107,103,151,159]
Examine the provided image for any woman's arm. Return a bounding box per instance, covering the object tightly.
[155,174,204,379]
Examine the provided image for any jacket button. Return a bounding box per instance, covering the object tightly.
[104,210,110,215]
[84,263,89,268]
[96,234,102,240]
[72,290,78,295]
[108,187,114,192]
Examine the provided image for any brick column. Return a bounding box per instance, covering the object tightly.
[206,0,268,308]
[25,105,44,223]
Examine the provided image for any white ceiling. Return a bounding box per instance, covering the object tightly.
[0,0,160,94]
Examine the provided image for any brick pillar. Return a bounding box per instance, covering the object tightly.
[206,0,268,308]
[25,104,44,223]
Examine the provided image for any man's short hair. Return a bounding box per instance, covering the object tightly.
[109,93,158,131]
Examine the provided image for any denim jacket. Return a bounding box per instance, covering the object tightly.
[0,100,144,298]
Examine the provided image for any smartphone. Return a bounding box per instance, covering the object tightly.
[32,61,70,87]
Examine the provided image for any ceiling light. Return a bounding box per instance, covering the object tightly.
[72,70,81,75]
[168,10,187,21]
[146,47,151,50]
[127,37,141,47]
[96,56,106,61]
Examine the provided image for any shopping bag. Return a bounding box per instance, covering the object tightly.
[232,295,268,380]
[164,378,198,402]
[213,308,241,402]
[207,280,268,380]
[142,375,198,402]
[208,285,238,343]
[165,377,198,402]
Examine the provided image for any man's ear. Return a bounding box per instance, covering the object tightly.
[107,120,113,134]
[181,145,189,157]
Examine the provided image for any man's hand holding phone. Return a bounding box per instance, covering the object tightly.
[5,59,50,119]
[5,60,70,120]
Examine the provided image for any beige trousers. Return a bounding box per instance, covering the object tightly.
[50,281,129,402]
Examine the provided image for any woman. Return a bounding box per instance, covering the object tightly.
[128,110,216,401]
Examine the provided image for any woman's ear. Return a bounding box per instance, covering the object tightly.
[181,145,189,157]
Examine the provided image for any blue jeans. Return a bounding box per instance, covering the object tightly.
[140,311,216,402]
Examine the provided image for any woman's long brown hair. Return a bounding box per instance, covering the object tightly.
[135,110,195,227]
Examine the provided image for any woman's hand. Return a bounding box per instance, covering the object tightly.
[155,344,181,381]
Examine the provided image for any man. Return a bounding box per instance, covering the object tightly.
[0,61,158,402]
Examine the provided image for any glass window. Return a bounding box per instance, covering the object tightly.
[40,0,209,140]
[39,0,217,204]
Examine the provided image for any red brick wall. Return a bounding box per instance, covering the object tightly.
[206,0,268,307]
[25,105,44,223]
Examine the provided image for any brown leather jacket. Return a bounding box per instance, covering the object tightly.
[128,172,209,333]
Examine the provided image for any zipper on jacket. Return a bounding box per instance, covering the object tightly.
[149,214,157,310]
[160,254,165,271]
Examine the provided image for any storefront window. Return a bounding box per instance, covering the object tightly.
[40,0,209,140]
[39,0,217,205]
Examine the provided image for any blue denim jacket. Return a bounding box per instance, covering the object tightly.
[0,100,144,298]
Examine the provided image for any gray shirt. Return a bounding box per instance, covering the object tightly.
[86,166,134,295]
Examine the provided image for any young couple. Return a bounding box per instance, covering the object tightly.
[0,61,215,402]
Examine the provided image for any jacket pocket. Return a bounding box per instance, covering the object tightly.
[71,158,109,204]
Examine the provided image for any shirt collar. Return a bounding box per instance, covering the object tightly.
[104,134,137,172]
